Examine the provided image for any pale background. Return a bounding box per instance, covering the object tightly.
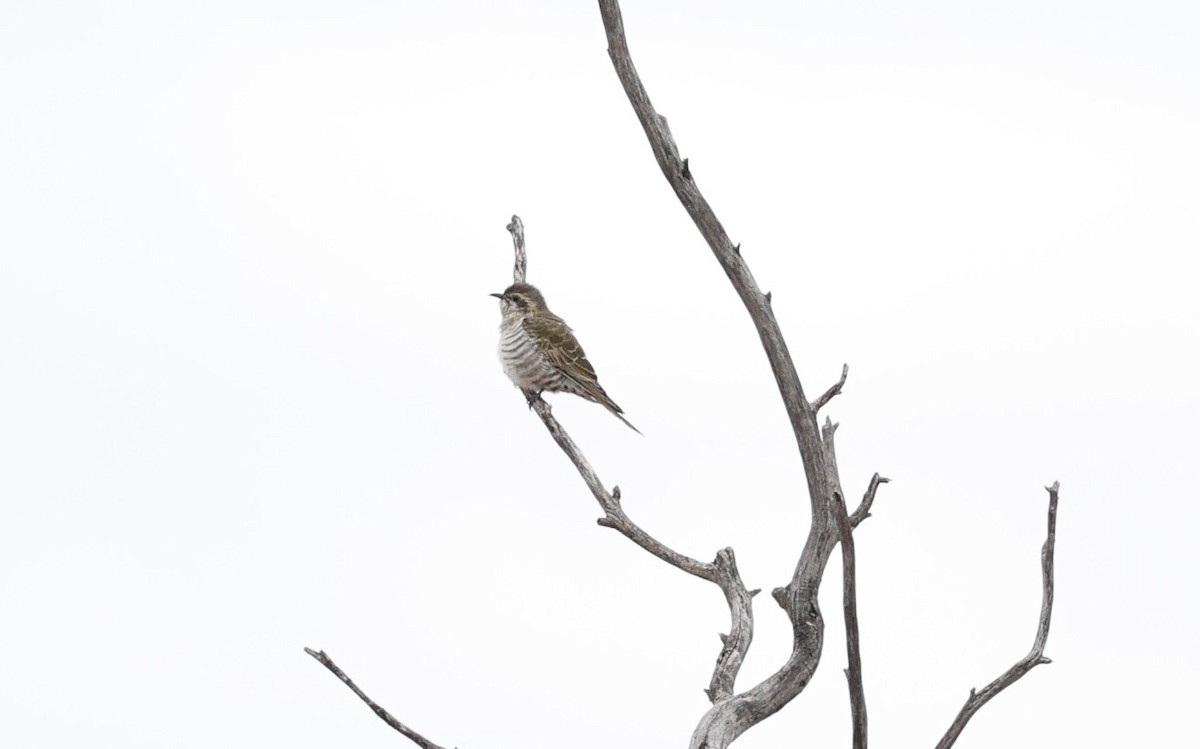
[2,1,1196,746]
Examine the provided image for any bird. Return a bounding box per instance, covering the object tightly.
[491,281,641,434]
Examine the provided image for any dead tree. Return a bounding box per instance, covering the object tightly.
[306,2,1060,747]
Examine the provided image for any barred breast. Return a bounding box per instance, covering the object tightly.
[498,324,573,393]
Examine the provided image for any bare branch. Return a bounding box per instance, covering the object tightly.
[707,547,755,703]
[304,648,447,749]
[933,481,1060,749]
[597,3,842,746]
[524,393,755,702]
[850,473,890,529]
[813,363,850,412]
[526,394,707,576]
[596,0,828,507]
[832,492,867,749]
[506,214,527,283]
[822,415,839,443]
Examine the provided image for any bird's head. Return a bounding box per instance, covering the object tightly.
[490,282,548,316]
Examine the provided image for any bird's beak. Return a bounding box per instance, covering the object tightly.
[489,292,504,299]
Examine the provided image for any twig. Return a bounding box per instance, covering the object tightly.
[814,364,850,412]
[832,492,867,749]
[849,473,890,529]
[303,648,447,749]
[933,481,1060,749]
[506,214,527,283]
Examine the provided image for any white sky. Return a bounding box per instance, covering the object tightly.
[2,1,1197,747]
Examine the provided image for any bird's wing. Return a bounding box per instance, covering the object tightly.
[523,313,641,434]
[522,314,599,385]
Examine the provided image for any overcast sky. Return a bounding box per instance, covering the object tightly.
[2,1,1197,747]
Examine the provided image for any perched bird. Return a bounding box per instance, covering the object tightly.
[492,282,641,434]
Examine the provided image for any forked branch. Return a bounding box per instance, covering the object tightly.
[934,481,1060,749]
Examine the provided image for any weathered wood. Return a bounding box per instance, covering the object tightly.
[934,482,1060,749]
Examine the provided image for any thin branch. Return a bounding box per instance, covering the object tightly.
[832,492,867,749]
[850,473,890,529]
[823,419,867,748]
[933,481,1060,749]
[524,390,755,703]
[506,214,527,283]
[813,363,850,412]
[303,648,447,749]
[525,382,707,577]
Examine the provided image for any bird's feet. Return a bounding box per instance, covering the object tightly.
[521,388,541,410]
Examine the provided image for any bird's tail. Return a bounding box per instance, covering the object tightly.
[613,411,643,436]
[588,386,642,435]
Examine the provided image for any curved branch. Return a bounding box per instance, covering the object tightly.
[596,0,828,513]
[596,3,842,747]
[933,481,1060,749]
[706,549,757,703]
[521,374,755,702]
[525,394,709,576]
[304,648,447,749]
